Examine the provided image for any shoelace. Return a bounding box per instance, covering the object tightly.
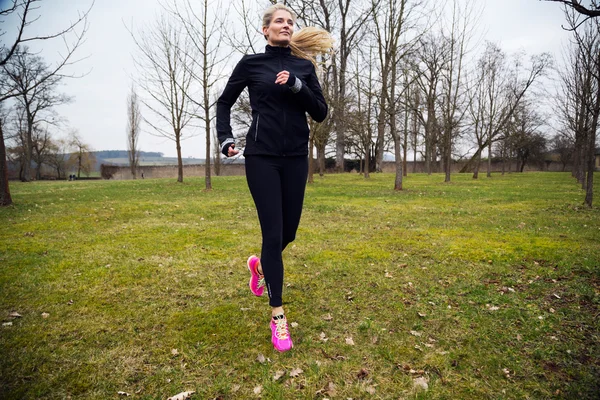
[274,318,289,340]
[257,277,265,289]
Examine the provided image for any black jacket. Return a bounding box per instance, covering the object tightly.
[216,45,328,157]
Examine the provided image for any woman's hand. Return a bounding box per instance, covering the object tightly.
[227,144,240,157]
[275,70,290,85]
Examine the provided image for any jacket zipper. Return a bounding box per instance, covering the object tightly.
[255,114,260,141]
[280,54,287,155]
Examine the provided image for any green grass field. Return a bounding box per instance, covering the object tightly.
[1,172,599,399]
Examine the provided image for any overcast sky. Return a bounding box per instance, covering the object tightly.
[2,0,574,158]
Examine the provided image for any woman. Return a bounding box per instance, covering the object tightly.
[216,4,333,352]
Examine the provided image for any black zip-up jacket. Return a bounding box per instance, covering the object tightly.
[216,45,328,157]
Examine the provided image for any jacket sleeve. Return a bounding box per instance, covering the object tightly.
[216,56,248,151]
[292,65,328,123]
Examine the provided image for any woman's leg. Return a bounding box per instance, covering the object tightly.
[280,156,309,251]
[245,156,285,308]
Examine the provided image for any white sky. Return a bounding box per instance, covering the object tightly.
[1,0,573,158]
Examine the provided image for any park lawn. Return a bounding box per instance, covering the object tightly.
[0,172,599,399]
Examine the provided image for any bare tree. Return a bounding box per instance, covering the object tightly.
[2,49,71,182]
[126,85,141,179]
[557,7,600,207]
[69,132,95,178]
[371,0,416,188]
[46,137,69,179]
[460,52,552,174]
[0,0,91,205]
[542,1,600,21]
[438,0,477,183]
[289,0,373,172]
[0,0,92,67]
[131,15,198,183]
[170,0,229,190]
[0,105,11,205]
[414,34,446,175]
[31,124,51,179]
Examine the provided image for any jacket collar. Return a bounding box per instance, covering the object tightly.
[265,45,292,55]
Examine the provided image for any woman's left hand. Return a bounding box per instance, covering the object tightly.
[275,70,290,85]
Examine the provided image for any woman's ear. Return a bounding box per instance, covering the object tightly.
[262,26,269,38]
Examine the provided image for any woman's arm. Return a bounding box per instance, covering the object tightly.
[283,65,328,122]
[216,56,248,155]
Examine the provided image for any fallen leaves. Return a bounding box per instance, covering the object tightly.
[413,376,429,391]
[117,391,130,396]
[9,312,22,318]
[256,354,267,364]
[41,312,49,318]
[289,367,303,378]
[322,313,333,321]
[273,370,285,381]
[315,382,336,397]
[345,337,355,346]
[357,368,369,380]
[167,391,195,400]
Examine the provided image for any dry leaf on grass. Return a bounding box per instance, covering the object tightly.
[319,332,328,342]
[253,385,262,394]
[316,382,336,396]
[345,337,355,345]
[289,368,303,377]
[167,391,195,400]
[365,385,376,394]
[410,330,422,337]
[357,368,369,380]
[41,312,49,318]
[9,312,22,318]
[322,313,333,321]
[256,354,266,363]
[291,322,298,328]
[3,322,13,327]
[171,349,179,356]
[117,391,130,396]
[273,370,285,381]
[413,377,429,391]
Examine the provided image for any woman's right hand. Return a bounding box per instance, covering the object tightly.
[227,144,240,157]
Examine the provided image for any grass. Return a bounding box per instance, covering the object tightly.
[0,172,599,399]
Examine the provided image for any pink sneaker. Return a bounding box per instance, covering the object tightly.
[247,255,265,297]
[270,315,293,352]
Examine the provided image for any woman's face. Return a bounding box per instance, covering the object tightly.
[263,10,294,47]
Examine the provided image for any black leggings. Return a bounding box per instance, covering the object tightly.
[245,155,308,307]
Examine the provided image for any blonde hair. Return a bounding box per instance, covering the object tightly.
[262,4,334,66]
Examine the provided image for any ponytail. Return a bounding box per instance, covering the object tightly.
[290,26,334,67]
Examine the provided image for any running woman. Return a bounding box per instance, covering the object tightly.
[216,4,333,352]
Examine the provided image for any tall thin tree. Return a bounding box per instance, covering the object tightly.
[126,85,141,179]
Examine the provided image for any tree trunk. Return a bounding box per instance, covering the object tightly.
[23,111,34,182]
[585,81,599,207]
[487,141,492,177]
[473,148,481,179]
[0,125,12,206]
[204,117,212,190]
[176,137,183,183]
[394,135,403,190]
